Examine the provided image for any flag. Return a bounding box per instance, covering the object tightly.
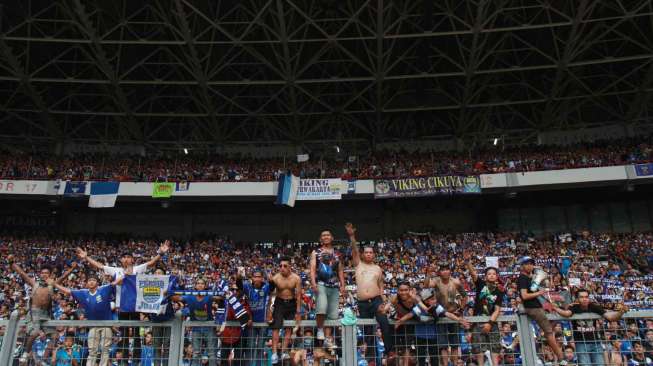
[297,154,309,163]
[64,181,87,197]
[275,173,300,207]
[152,182,175,198]
[176,181,190,191]
[88,182,119,208]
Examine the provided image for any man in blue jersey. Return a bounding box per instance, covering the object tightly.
[237,268,272,366]
[52,273,120,366]
[170,277,221,366]
[76,240,170,363]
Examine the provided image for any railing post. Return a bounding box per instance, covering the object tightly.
[0,310,20,365]
[341,323,357,366]
[516,311,538,365]
[168,314,184,365]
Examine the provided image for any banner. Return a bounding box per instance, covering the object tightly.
[176,181,190,192]
[485,256,499,269]
[296,178,343,200]
[374,176,481,198]
[64,181,87,197]
[634,163,653,176]
[0,180,59,195]
[135,274,170,314]
[152,182,175,198]
[88,182,120,208]
[297,154,309,163]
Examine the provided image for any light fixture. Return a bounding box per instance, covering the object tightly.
[493,138,498,146]
[335,145,340,153]
[183,148,188,155]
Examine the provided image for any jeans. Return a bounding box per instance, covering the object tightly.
[357,296,394,359]
[192,329,218,366]
[244,327,267,366]
[576,341,604,366]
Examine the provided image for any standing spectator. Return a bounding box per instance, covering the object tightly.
[517,256,566,364]
[348,222,395,363]
[553,289,628,366]
[424,261,467,366]
[466,256,504,366]
[51,273,119,366]
[236,268,272,366]
[309,229,345,343]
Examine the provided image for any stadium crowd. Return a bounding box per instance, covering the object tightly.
[0,137,651,182]
[1,227,652,366]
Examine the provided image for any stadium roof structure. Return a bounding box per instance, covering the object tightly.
[1,0,653,150]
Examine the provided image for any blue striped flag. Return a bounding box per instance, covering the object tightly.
[275,173,300,207]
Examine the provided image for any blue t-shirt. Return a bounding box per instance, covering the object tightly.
[182,295,214,321]
[118,275,138,312]
[141,345,154,366]
[71,285,114,320]
[243,282,270,322]
[55,346,81,366]
[32,338,51,361]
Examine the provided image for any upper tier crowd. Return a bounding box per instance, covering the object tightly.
[1,136,651,182]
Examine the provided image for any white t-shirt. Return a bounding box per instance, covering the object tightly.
[103,264,148,308]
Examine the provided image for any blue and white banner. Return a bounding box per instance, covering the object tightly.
[275,173,300,207]
[634,163,653,177]
[296,178,343,200]
[135,274,170,314]
[64,181,87,197]
[176,181,190,191]
[88,182,120,208]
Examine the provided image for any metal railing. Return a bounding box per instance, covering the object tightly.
[0,310,650,365]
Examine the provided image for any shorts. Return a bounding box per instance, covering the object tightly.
[315,283,340,320]
[470,323,501,353]
[271,298,297,329]
[524,307,553,335]
[436,323,460,349]
[26,308,51,335]
[394,325,416,353]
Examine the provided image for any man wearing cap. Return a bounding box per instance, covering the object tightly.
[76,240,170,362]
[517,256,566,364]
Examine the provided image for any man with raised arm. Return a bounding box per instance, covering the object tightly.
[269,257,302,364]
[8,255,76,365]
[466,253,504,366]
[76,240,169,362]
[309,229,345,343]
[551,288,628,366]
[347,222,395,363]
[51,273,121,366]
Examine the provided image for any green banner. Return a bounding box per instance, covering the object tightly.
[152,182,175,198]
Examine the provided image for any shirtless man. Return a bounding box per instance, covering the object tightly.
[424,262,468,366]
[269,256,302,364]
[348,222,394,362]
[8,255,76,365]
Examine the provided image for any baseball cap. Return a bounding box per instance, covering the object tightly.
[518,256,535,265]
[420,289,435,300]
